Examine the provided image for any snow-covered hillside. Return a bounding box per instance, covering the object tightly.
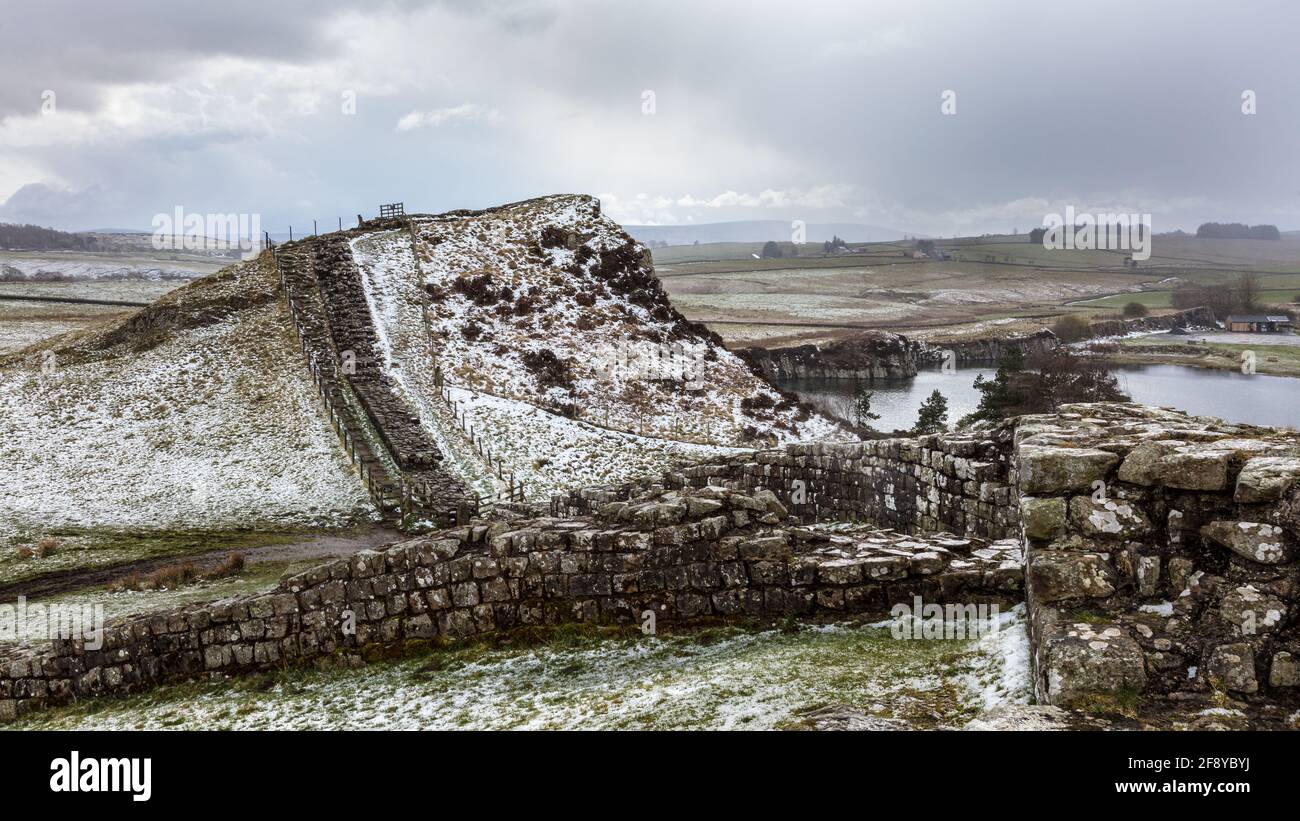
[0,258,374,551]
[355,195,845,450]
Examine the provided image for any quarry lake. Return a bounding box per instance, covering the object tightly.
[778,364,1300,432]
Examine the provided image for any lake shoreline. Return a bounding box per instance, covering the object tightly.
[779,361,1300,432]
[1090,333,1300,379]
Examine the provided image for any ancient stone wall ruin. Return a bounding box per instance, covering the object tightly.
[273,233,472,528]
[3,403,1296,722]
[1013,405,1300,706]
[559,431,1021,541]
[558,404,1300,710]
[0,486,1020,722]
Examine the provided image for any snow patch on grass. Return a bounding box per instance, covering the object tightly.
[13,617,1032,730]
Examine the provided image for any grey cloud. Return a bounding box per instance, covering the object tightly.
[0,0,1296,235]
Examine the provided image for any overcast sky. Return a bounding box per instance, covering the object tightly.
[1,0,1297,235]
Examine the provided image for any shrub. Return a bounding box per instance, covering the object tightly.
[113,562,200,591]
[1051,313,1093,342]
[451,273,501,306]
[211,552,246,578]
[539,226,571,249]
[35,537,59,557]
[521,349,574,392]
[461,321,483,341]
[1122,301,1149,318]
[15,546,33,559]
[514,294,537,316]
[150,562,198,589]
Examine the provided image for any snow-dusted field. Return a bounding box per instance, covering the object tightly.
[11,607,1030,730]
[0,252,215,282]
[447,385,746,499]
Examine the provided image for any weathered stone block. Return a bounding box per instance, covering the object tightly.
[1218,585,1287,635]
[1235,456,1300,503]
[1068,496,1152,540]
[1040,622,1146,706]
[1017,446,1119,494]
[1019,496,1067,541]
[1201,521,1291,565]
[1028,553,1116,602]
[1206,642,1258,694]
[1269,651,1299,687]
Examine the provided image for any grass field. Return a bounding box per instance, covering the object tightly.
[651,233,1300,347]
[1106,336,1300,378]
[1072,288,1300,310]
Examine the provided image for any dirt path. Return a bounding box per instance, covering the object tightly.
[0,294,150,307]
[0,527,405,601]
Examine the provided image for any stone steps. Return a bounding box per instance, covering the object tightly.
[273,231,474,528]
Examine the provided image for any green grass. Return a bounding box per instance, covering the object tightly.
[1074,288,1300,310]
[1110,337,1300,377]
[0,528,308,587]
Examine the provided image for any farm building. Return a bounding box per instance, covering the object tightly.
[1225,314,1295,333]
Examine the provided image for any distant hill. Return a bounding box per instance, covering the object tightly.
[0,223,99,251]
[623,220,917,246]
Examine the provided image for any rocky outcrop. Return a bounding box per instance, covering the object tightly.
[737,331,922,381]
[738,328,1063,382]
[929,330,1059,364]
[1085,305,1217,339]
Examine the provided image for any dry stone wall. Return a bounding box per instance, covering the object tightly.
[560,403,1300,711]
[0,485,1021,723]
[1015,404,1300,707]
[4,402,1297,721]
[579,431,1022,540]
[274,232,472,528]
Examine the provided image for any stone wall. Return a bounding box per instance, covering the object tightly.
[558,430,1021,540]
[559,404,1300,711]
[274,231,472,529]
[1014,404,1300,706]
[0,485,1021,723]
[5,402,1296,721]
[1084,305,1217,339]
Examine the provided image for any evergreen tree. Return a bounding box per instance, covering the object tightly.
[853,385,881,427]
[960,347,1025,427]
[912,389,949,435]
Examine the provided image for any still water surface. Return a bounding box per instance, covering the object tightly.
[779,364,1299,432]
